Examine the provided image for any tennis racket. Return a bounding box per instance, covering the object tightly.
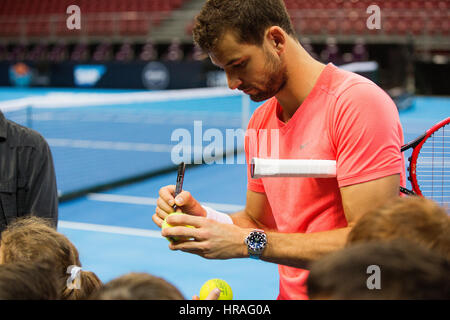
[399,117,449,206]
[251,117,450,207]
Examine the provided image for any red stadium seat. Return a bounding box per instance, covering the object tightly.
[340,20,353,35]
[26,21,50,37]
[0,0,189,37]
[438,1,448,10]
[0,21,20,37]
[396,19,409,35]
[425,1,437,10]
[121,19,149,36]
[0,0,446,40]
[383,17,396,35]
[438,17,449,36]
[410,17,425,36]
[326,18,339,35]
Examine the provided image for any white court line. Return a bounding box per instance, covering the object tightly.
[47,138,174,152]
[58,220,163,238]
[46,138,208,153]
[0,87,242,111]
[87,193,245,212]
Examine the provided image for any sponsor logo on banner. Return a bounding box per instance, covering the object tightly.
[74,65,106,87]
[142,62,170,90]
[9,62,32,87]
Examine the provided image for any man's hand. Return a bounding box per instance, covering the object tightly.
[161,213,250,260]
[152,185,207,228]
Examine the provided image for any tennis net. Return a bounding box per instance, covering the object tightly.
[1,88,255,200]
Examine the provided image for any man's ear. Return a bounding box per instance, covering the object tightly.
[266,26,286,55]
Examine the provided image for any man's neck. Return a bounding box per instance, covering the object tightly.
[275,44,326,123]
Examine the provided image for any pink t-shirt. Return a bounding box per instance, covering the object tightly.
[244,63,406,300]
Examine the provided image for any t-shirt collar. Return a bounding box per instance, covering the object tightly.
[275,63,335,129]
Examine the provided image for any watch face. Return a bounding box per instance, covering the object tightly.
[247,231,267,252]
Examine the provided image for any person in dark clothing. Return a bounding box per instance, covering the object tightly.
[0,110,58,233]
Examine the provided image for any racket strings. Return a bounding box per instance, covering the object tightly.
[416,123,450,206]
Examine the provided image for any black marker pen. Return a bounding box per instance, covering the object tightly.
[173,162,185,211]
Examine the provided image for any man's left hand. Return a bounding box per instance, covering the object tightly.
[161,214,250,260]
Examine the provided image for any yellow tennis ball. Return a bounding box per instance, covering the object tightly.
[161,212,195,242]
[199,279,233,300]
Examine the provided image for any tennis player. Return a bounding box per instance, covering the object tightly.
[153,0,406,300]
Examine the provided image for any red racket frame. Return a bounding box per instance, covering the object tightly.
[401,117,450,196]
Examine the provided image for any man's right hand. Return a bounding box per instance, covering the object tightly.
[152,185,207,228]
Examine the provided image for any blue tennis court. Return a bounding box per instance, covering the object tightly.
[1,87,449,299]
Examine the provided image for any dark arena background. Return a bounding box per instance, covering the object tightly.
[0,0,448,94]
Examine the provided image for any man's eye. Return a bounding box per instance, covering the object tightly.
[234,61,246,69]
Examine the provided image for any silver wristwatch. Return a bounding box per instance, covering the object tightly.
[244,229,267,259]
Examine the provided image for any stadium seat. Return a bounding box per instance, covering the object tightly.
[27,43,49,61]
[92,42,113,61]
[9,44,27,61]
[70,43,90,61]
[139,41,158,61]
[115,42,135,61]
[48,42,68,62]
[410,17,425,36]
[26,21,50,37]
[352,39,369,62]
[0,0,189,37]
[162,38,184,61]
[285,0,447,37]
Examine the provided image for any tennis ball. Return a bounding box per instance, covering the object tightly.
[161,212,194,242]
[199,279,233,300]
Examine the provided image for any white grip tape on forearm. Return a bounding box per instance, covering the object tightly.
[251,158,337,178]
[203,206,233,224]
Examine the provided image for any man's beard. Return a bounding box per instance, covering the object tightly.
[248,50,288,102]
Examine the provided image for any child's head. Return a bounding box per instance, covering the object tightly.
[0,260,60,300]
[347,196,450,259]
[308,239,450,299]
[0,216,102,299]
[90,272,185,300]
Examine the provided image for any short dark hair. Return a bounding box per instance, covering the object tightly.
[90,272,185,300]
[307,240,450,300]
[193,0,296,52]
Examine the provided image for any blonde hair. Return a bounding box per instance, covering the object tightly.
[0,216,102,299]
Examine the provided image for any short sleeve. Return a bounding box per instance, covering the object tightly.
[332,83,404,187]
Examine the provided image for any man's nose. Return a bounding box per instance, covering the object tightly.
[226,73,242,90]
